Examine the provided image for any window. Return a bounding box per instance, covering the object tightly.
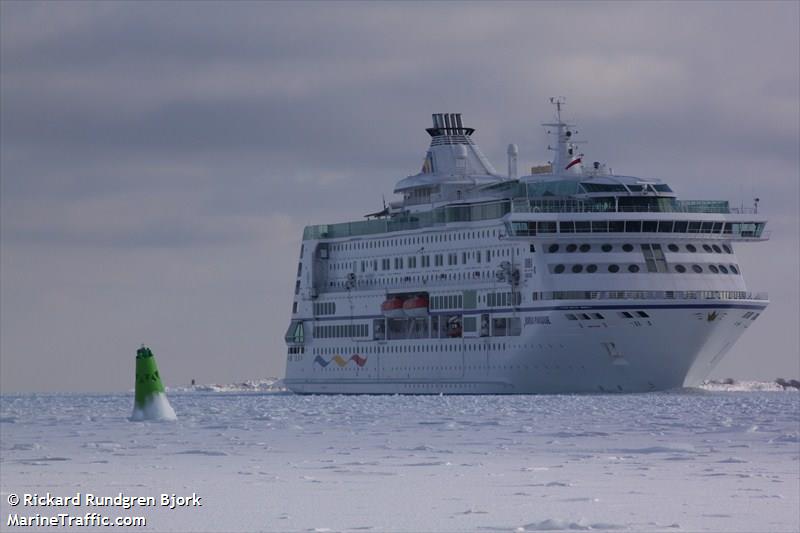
[579,244,591,252]
[530,244,536,253]
[702,244,713,253]
[730,264,739,274]
[718,265,729,274]
[554,264,566,274]
[625,221,642,232]
[636,311,650,318]
[712,244,722,253]
[601,244,612,252]
[548,244,559,253]
[709,264,719,274]
[668,244,679,252]
[593,313,605,320]
[628,264,640,273]
[608,264,620,273]
[620,311,634,318]
[572,264,583,273]
[675,264,686,273]
[692,264,703,273]
[686,244,697,253]
[566,244,577,253]
[723,244,733,254]
[586,264,597,273]
[565,313,578,320]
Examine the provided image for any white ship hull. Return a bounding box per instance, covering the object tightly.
[285,300,766,394]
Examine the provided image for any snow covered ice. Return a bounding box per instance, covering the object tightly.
[1,389,798,532]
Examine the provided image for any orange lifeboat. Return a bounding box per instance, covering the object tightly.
[402,295,429,317]
[381,297,405,318]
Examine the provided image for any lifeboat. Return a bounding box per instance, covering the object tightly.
[402,295,429,317]
[381,297,405,318]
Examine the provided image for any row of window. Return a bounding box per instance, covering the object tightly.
[532,290,759,301]
[430,294,463,310]
[551,263,740,274]
[313,302,336,315]
[512,220,762,236]
[547,242,733,254]
[313,324,369,338]
[328,229,500,252]
[565,310,651,320]
[314,342,511,356]
[331,247,520,273]
[486,292,522,307]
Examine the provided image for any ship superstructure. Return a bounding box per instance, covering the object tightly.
[284,100,768,394]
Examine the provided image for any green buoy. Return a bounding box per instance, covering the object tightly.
[131,345,176,421]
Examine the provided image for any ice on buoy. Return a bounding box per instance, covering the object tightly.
[131,345,176,421]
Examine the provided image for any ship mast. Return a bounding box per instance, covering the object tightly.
[543,96,583,176]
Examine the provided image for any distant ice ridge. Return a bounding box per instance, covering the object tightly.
[698,378,800,392]
[170,377,286,393]
[129,392,177,421]
[167,377,800,393]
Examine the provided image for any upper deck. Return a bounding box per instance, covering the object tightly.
[302,104,767,243]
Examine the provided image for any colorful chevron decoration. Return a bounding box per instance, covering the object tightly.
[313,354,367,368]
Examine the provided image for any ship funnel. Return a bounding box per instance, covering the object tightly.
[427,113,475,137]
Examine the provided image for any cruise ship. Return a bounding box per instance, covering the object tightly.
[284,99,768,394]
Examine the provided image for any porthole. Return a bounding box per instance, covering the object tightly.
[601,244,612,252]
[622,243,634,252]
[572,264,583,273]
[730,264,739,274]
[702,244,713,253]
[579,244,591,252]
[566,243,578,253]
[719,265,729,274]
[548,243,559,253]
[668,244,679,253]
[586,264,598,273]
[675,264,686,273]
[554,264,565,274]
[686,244,697,253]
[709,264,719,274]
[712,244,722,253]
[628,264,640,273]
[692,264,703,273]
[723,244,733,254]
[608,264,620,273]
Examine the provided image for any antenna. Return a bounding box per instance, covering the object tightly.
[549,96,566,123]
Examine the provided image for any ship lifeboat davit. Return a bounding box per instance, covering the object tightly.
[381,297,405,318]
[402,295,429,317]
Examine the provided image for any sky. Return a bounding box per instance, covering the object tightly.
[1,1,798,393]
